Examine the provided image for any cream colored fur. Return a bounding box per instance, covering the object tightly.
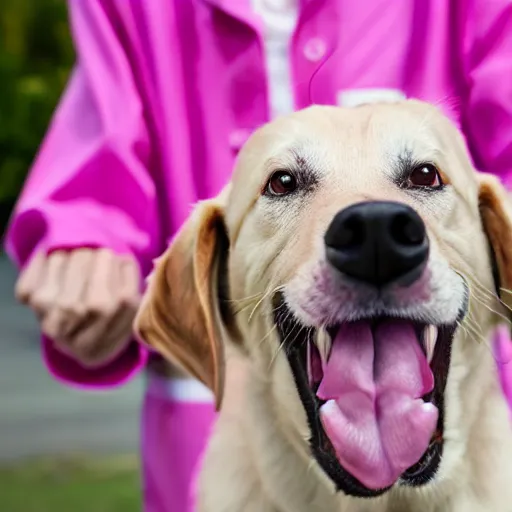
[135,101,512,511]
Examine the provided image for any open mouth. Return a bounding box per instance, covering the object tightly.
[274,293,460,498]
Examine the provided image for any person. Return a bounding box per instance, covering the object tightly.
[6,1,512,511]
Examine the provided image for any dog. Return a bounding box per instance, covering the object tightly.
[135,100,512,511]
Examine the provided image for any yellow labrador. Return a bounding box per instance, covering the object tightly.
[135,101,512,512]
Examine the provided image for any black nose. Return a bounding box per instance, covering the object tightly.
[324,201,429,287]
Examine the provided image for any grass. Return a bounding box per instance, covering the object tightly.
[0,455,141,512]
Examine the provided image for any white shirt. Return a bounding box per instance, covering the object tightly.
[251,0,298,118]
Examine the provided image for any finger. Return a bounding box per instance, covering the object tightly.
[80,259,140,363]
[66,249,119,358]
[104,306,136,348]
[107,258,139,337]
[71,255,140,365]
[41,250,94,339]
[15,252,46,304]
[117,256,141,310]
[121,255,141,293]
[66,312,113,362]
[111,257,140,340]
[64,250,119,342]
[78,307,134,365]
[84,249,119,315]
[30,251,68,319]
[60,248,96,305]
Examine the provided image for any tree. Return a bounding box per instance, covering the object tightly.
[0,0,74,233]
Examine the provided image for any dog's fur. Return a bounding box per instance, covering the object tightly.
[135,101,512,511]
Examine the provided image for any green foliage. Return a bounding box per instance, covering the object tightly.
[0,0,74,213]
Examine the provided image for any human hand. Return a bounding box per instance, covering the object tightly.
[15,248,141,367]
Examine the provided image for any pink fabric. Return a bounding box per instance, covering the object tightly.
[41,334,148,388]
[494,326,512,413]
[142,378,216,512]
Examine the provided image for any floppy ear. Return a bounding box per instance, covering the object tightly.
[134,196,229,409]
[478,174,512,312]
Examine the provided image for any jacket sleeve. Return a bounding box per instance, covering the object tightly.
[5,0,159,387]
[461,0,512,185]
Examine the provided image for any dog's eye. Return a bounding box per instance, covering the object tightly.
[266,171,298,196]
[408,164,443,189]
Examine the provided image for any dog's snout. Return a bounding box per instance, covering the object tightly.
[324,201,429,287]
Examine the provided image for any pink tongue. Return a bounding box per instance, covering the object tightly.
[317,321,437,490]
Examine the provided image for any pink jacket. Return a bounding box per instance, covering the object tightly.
[6,0,512,387]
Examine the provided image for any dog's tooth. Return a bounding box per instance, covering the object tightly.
[424,325,438,364]
[316,329,331,363]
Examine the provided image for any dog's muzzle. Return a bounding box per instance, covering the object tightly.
[275,201,467,498]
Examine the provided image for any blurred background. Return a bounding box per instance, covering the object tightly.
[0,1,142,510]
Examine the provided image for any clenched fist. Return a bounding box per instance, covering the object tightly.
[15,248,141,367]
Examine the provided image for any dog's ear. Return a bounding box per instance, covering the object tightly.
[478,174,512,312]
[134,192,230,410]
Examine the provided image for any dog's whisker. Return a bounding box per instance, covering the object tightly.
[262,309,293,355]
[462,307,485,333]
[454,269,512,329]
[268,333,291,369]
[456,318,493,359]
[470,290,512,327]
[269,323,308,370]
[459,268,512,317]
[456,319,470,341]
[467,281,511,325]
[459,317,478,342]
[250,302,287,325]
[464,306,487,338]
[249,285,284,323]
[257,323,278,349]
[456,268,496,301]
[460,314,494,355]
[226,291,266,305]
[462,317,497,359]
[269,339,287,369]
[232,287,279,317]
[471,280,506,308]
[233,299,264,317]
[247,300,284,322]
[457,320,483,348]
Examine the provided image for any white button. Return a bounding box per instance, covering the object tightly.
[229,129,250,150]
[262,0,296,13]
[303,38,327,62]
[337,88,407,108]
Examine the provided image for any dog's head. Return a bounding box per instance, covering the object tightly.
[135,101,512,497]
